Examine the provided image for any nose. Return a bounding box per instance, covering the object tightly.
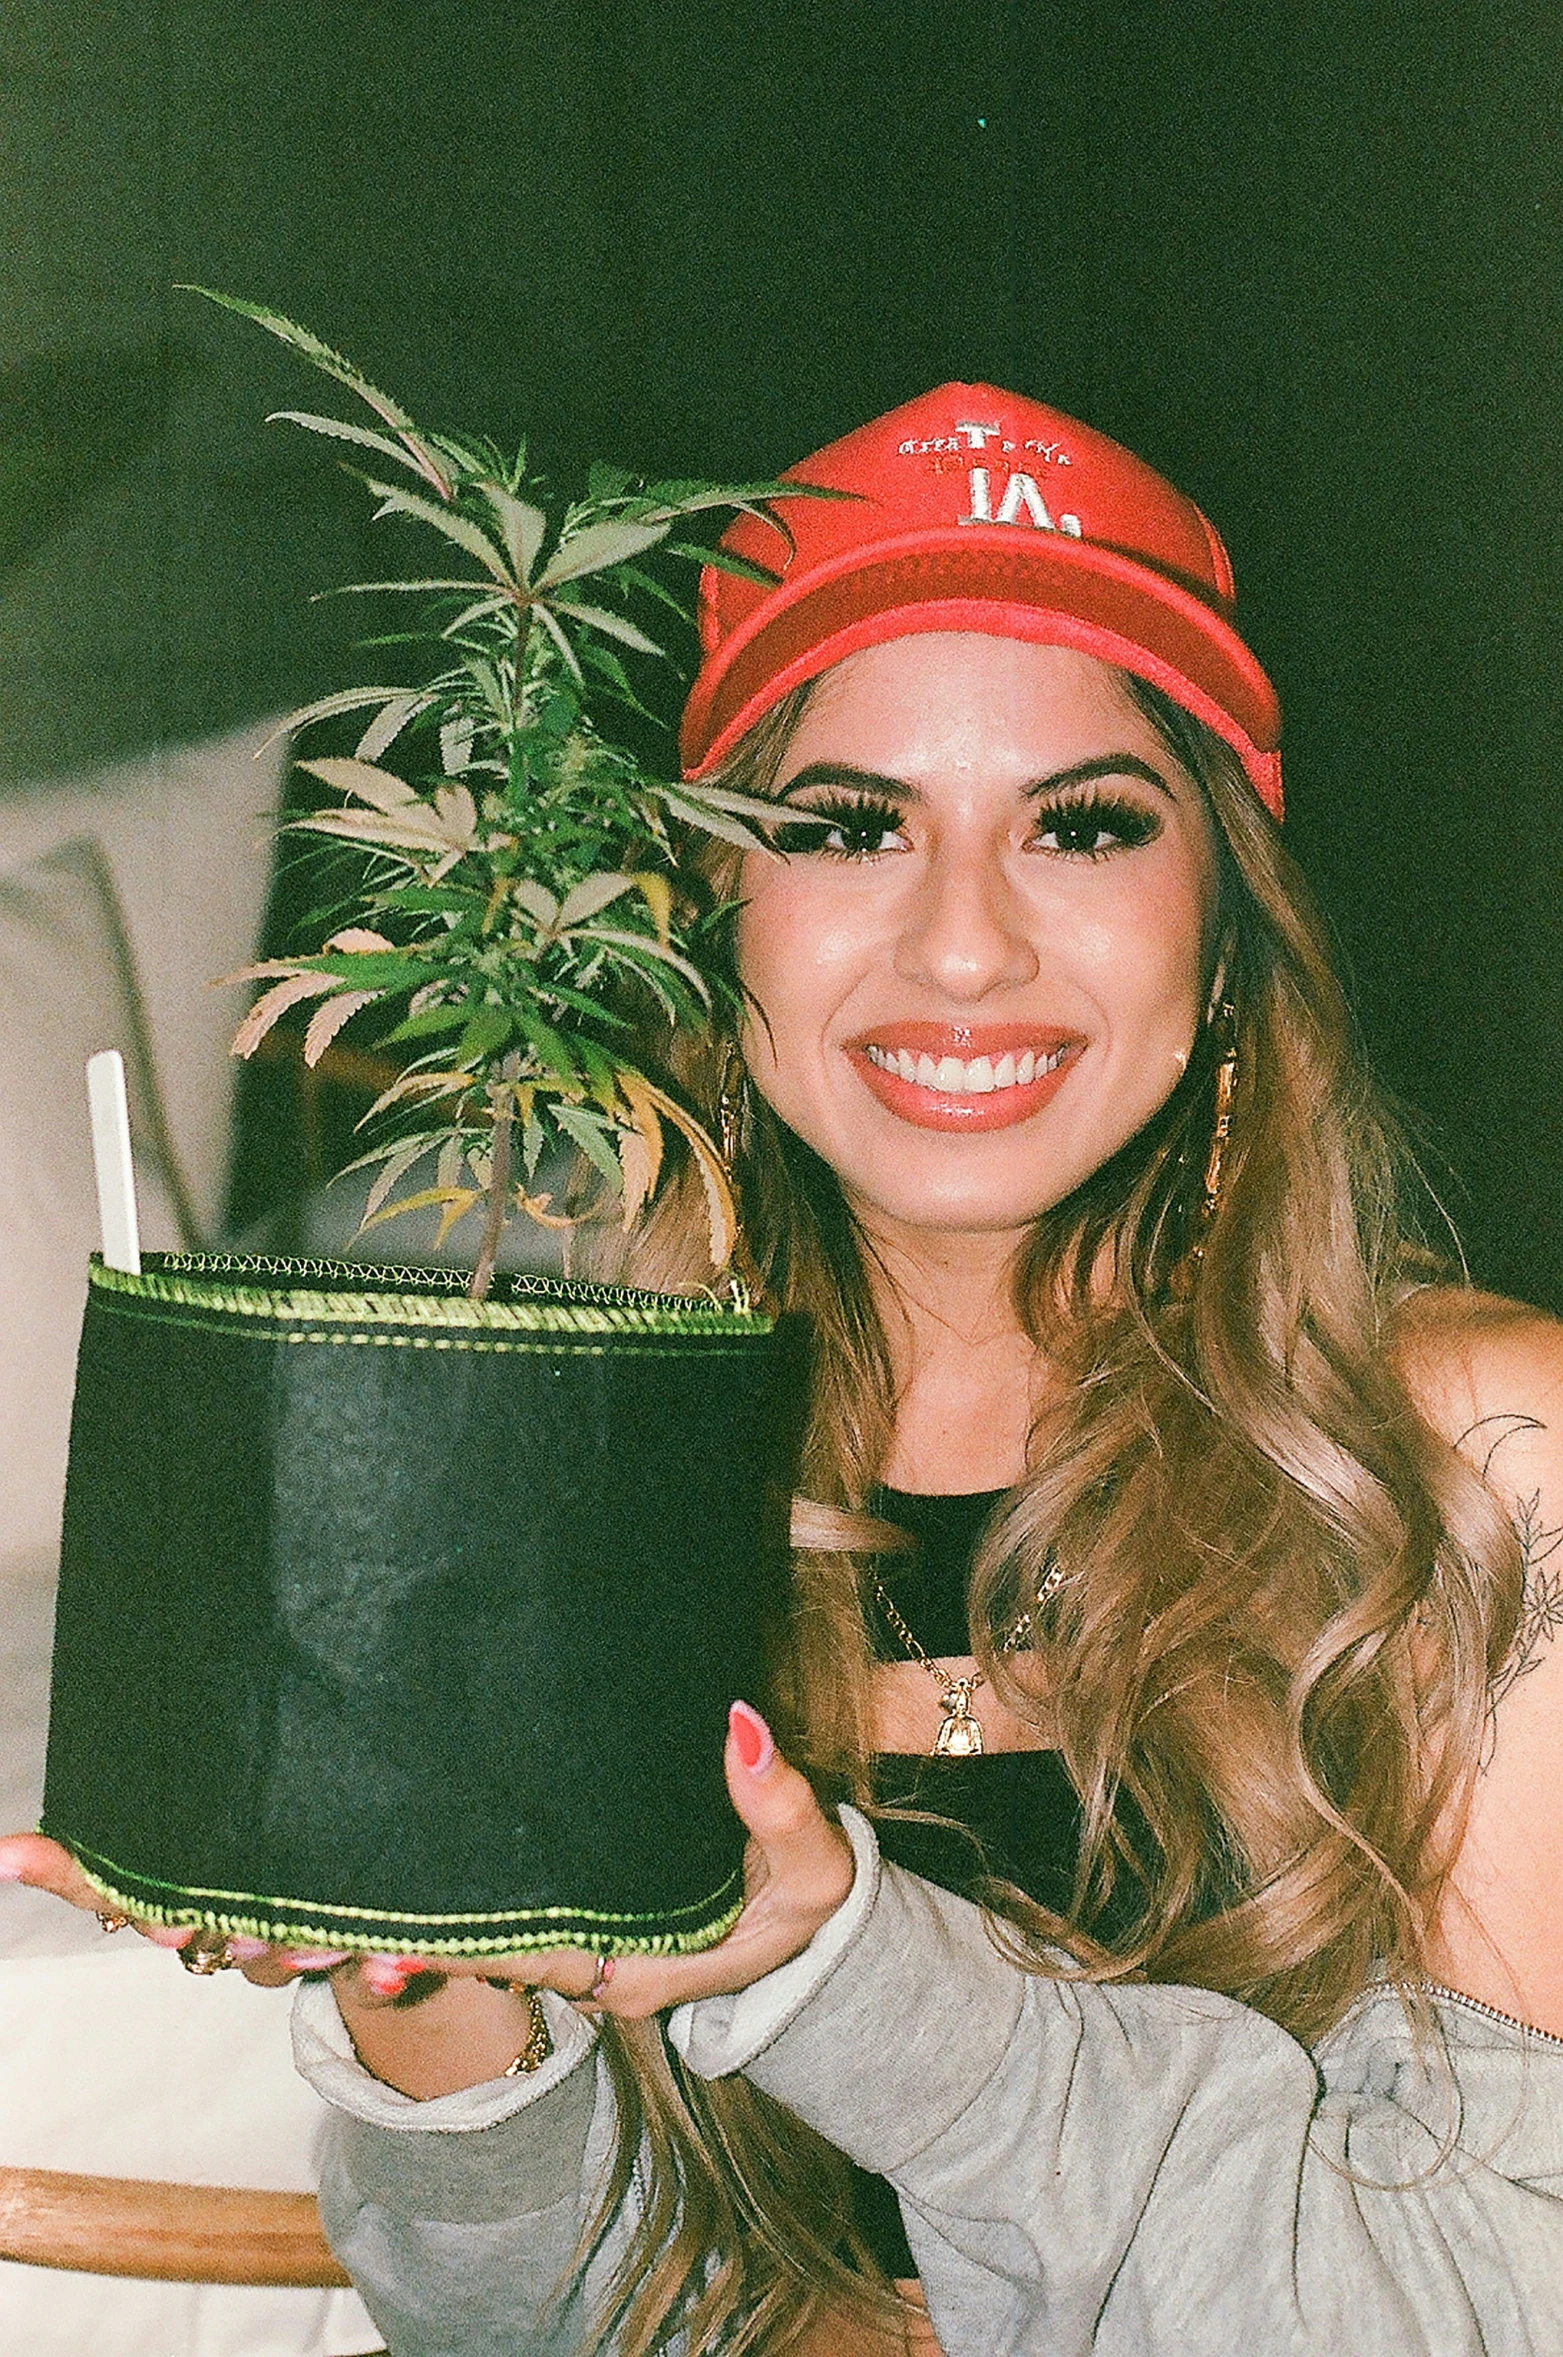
[891,835,1040,1001]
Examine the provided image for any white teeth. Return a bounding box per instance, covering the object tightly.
[863,1042,1071,1094]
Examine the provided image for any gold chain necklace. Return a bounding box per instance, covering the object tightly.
[873,1556,1068,1757]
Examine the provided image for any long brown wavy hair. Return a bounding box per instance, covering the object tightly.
[570,667,1525,2354]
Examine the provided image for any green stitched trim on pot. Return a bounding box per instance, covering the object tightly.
[65,1842,745,1958]
[89,1253,770,1338]
[89,1290,763,1360]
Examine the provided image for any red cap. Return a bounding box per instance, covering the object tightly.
[680,383,1282,818]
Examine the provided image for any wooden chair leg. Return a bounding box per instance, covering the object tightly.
[0,2164,351,2286]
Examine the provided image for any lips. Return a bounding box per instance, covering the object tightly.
[845,1022,1084,1132]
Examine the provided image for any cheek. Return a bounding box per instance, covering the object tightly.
[734,862,868,1075]
[733,863,802,1063]
[1089,868,1215,1094]
[1042,859,1215,1148]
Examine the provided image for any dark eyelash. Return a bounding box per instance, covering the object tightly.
[771,793,905,856]
[1033,789,1161,857]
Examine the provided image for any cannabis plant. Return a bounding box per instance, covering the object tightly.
[198,292,829,1296]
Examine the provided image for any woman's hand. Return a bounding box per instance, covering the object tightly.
[0,1834,221,1955]
[514,1699,856,2019]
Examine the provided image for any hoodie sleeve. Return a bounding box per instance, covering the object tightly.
[676,1812,1563,2357]
[291,1980,615,2357]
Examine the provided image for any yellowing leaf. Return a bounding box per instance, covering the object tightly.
[683,1120,737,1271]
[433,1189,483,1246]
[265,686,417,751]
[616,1123,655,1231]
[216,957,320,985]
[294,774,479,861]
[356,693,429,763]
[231,971,339,1057]
[615,1068,665,1201]
[297,756,421,813]
[324,927,396,953]
[295,808,460,856]
[302,989,380,1067]
[512,1188,577,1230]
[433,783,478,842]
[358,1184,480,1243]
[533,602,584,682]
[510,878,561,928]
[364,1068,471,1120]
[361,1134,439,1221]
[440,719,474,774]
[626,1077,734,1267]
[627,870,673,944]
[558,872,634,928]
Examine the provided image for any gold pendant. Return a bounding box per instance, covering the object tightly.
[933,1677,984,1757]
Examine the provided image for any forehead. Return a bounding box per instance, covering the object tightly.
[775,634,1185,792]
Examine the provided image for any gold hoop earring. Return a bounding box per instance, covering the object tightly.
[717,1048,750,1173]
[1170,1000,1238,1297]
[1197,1000,1239,1227]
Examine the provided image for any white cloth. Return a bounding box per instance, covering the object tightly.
[1,1557,381,2353]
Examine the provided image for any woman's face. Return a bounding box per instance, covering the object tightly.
[736,635,1222,1243]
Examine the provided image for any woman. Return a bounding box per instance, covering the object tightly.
[7,382,1562,2353]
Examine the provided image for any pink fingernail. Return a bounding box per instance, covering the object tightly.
[282,1950,351,1971]
[0,1860,23,1882]
[728,1700,775,1774]
[146,1925,194,1949]
[360,1955,418,1996]
[224,1937,271,1960]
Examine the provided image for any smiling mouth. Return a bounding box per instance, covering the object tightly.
[861,1043,1071,1096]
[846,1026,1084,1132]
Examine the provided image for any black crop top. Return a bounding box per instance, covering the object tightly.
[849,1486,1091,2282]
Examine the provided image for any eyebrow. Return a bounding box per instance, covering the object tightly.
[775,753,1176,803]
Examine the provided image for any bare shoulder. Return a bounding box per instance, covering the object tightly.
[1400,1287,1563,2027]
[1392,1283,1563,1696]
[1389,1282,1563,1491]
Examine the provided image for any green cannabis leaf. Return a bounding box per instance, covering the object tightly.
[194,289,837,1297]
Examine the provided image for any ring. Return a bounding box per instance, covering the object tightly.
[95,1910,132,1935]
[585,1954,614,2002]
[179,1925,237,1975]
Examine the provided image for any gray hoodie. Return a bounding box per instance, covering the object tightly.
[295,1810,1563,2355]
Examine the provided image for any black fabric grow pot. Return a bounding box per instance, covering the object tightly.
[43,1252,802,1958]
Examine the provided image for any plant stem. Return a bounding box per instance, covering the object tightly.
[469,1061,518,1302]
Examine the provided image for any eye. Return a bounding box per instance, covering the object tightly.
[1031,790,1162,860]
[771,794,909,860]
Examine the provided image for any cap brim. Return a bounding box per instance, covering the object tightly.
[681,529,1283,818]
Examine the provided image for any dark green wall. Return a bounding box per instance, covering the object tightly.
[6,1,1561,1302]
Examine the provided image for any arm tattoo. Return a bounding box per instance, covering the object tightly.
[1464,1413,1563,1702]
[1493,1488,1563,1702]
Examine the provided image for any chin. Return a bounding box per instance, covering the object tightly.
[833,1142,1101,1240]
[760,1074,1167,1243]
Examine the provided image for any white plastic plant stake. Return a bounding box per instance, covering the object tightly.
[86,1050,142,1275]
